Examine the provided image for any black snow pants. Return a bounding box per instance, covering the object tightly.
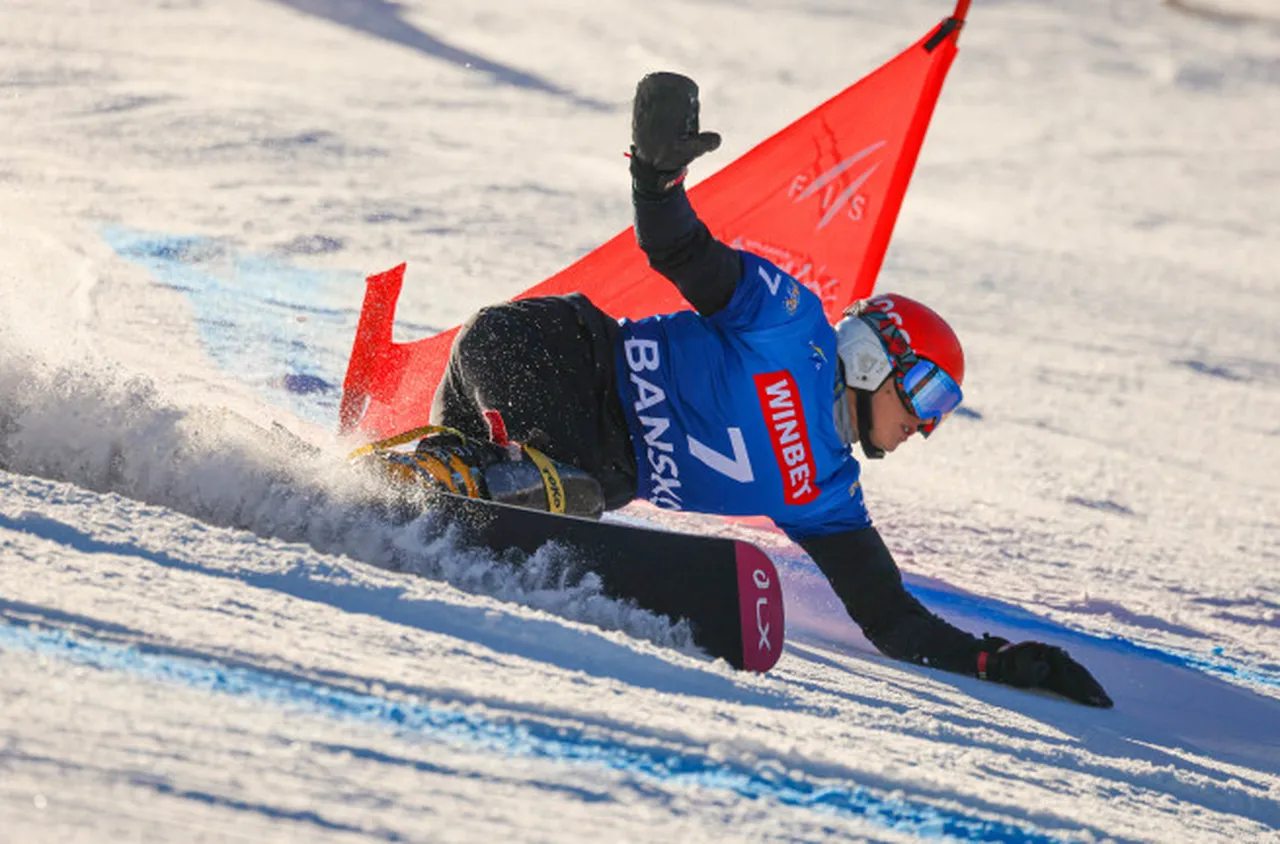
[430,293,639,511]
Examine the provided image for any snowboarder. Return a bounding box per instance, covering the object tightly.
[374,73,1112,707]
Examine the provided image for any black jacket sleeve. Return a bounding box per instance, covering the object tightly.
[633,185,742,317]
[797,527,983,675]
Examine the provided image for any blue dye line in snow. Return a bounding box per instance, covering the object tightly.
[910,582,1280,691]
[100,225,362,428]
[0,621,1071,844]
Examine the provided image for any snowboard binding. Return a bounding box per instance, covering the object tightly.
[349,424,606,520]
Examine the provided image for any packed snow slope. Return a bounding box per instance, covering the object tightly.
[1,0,1278,841]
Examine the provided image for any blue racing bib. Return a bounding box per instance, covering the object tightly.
[616,252,871,540]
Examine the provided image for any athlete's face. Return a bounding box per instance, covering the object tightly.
[863,377,926,454]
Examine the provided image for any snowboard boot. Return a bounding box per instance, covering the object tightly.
[357,427,606,520]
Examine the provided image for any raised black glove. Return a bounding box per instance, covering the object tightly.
[630,72,721,197]
[977,636,1114,708]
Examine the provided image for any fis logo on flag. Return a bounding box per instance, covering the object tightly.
[789,141,887,231]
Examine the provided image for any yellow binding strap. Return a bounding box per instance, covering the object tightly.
[447,454,481,498]
[412,453,460,495]
[523,446,565,514]
[346,424,460,462]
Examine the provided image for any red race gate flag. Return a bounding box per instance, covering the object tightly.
[340,1,970,439]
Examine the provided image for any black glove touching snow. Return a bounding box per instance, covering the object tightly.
[630,72,721,197]
[977,636,1114,708]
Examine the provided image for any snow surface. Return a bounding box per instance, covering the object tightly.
[2,0,1278,840]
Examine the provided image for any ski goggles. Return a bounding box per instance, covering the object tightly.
[895,357,963,437]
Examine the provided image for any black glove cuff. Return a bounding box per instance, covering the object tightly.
[630,150,686,200]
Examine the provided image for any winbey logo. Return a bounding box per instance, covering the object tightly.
[752,370,820,506]
[789,141,886,231]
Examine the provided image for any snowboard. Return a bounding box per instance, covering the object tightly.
[417,491,785,672]
[226,415,784,672]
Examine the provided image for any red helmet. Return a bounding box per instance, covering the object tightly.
[834,293,965,391]
[834,294,965,457]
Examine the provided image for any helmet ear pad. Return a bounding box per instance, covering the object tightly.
[835,314,892,460]
[834,314,893,391]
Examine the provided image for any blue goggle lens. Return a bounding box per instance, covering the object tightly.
[898,359,963,436]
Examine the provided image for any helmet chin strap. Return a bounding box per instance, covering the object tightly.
[854,389,885,460]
